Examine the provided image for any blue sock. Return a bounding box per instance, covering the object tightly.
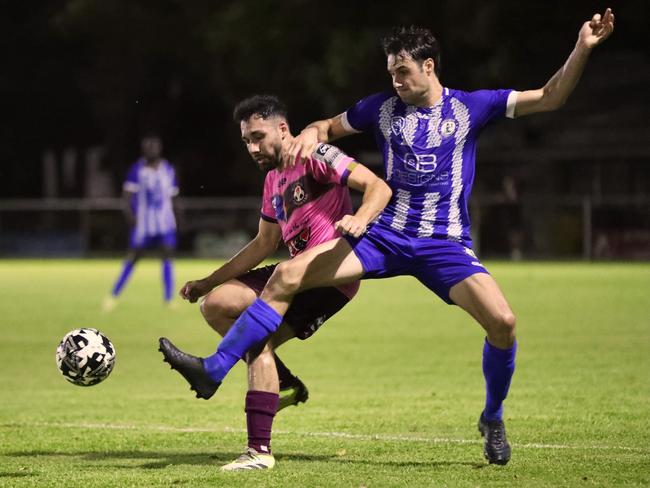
[111,260,135,297]
[162,259,174,302]
[203,298,283,383]
[482,338,517,422]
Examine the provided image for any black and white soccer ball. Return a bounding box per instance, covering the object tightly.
[55,328,116,386]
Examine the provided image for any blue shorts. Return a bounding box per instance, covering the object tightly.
[129,230,177,250]
[345,221,488,304]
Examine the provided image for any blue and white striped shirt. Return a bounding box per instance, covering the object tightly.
[342,87,517,247]
[124,158,178,241]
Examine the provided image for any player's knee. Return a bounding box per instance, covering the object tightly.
[200,290,245,328]
[267,261,302,296]
[495,311,516,336]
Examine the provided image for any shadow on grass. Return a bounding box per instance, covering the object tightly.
[8,449,486,469]
[0,472,37,478]
[277,453,485,469]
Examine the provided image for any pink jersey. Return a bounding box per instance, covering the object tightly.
[261,143,360,299]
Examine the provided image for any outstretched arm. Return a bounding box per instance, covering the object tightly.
[514,8,615,117]
[180,219,282,302]
[285,114,356,165]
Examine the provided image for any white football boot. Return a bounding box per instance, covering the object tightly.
[220,447,275,471]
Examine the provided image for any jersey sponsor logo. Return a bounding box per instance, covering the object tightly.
[287,227,311,256]
[440,118,457,138]
[393,152,438,186]
[391,116,406,136]
[405,153,437,173]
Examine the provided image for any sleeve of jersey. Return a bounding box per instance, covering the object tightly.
[260,175,278,223]
[341,92,393,133]
[123,164,140,192]
[469,89,519,130]
[310,143,357,186]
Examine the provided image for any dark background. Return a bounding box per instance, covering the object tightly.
[1,0,648,259]
[2,0,647,197]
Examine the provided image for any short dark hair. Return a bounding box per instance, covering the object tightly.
[233,95,288,123]
[382,26,441,77]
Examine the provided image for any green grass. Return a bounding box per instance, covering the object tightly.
[1,259,649,487]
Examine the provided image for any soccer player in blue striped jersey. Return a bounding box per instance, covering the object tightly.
[104,135,179,310]
[159,10,614,465]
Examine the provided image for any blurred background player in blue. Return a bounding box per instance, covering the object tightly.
[104,135,179,310]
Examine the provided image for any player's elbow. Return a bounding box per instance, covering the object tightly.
[540,87,567,112]
[379,180,393,205]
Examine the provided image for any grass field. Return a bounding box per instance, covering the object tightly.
[0,259,649,487]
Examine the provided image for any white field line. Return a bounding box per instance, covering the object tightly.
[8,422,649,454]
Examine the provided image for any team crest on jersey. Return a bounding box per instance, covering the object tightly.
[291,182,307,205]
[440,118,457,138]
[391,116,406,136]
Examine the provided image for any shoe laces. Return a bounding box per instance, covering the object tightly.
[490,423,506,448]
[236,447,260,462]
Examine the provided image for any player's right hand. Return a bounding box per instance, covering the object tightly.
[335,215,368,238]
[283,126,319,167]
[179,279,212,303]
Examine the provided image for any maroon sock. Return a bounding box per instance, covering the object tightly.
[245,390,279,454]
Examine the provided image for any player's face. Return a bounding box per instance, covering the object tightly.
[387,53,434,105]
[141,137,162,161]
[240,115,286,172]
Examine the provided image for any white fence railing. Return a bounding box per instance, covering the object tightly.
[1,196,649,259]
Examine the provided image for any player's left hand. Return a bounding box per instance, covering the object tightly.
[579,8,614,49]
[283,127,319,167]
[335,215,367,238]
[179,279,212,303]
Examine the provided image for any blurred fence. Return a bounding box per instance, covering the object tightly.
[0,196,649,260]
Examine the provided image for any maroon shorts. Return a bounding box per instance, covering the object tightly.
[236,264,350,340]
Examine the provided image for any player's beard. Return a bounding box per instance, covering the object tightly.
[257,156,279,173]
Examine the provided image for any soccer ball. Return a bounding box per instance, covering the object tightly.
[56,328,116,386]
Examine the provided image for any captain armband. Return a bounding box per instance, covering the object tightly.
[312,143,349,171]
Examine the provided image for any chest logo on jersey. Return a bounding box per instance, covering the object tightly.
[440,118,457,138]
[391,116,406,136]
[291,182,307,204]
[405,153,437,173]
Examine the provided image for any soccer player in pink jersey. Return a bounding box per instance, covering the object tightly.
[160,95,391,471]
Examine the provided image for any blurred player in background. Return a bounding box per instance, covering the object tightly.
[155,9,614,467]
[160,95,391,471]
[103,134,179,311]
